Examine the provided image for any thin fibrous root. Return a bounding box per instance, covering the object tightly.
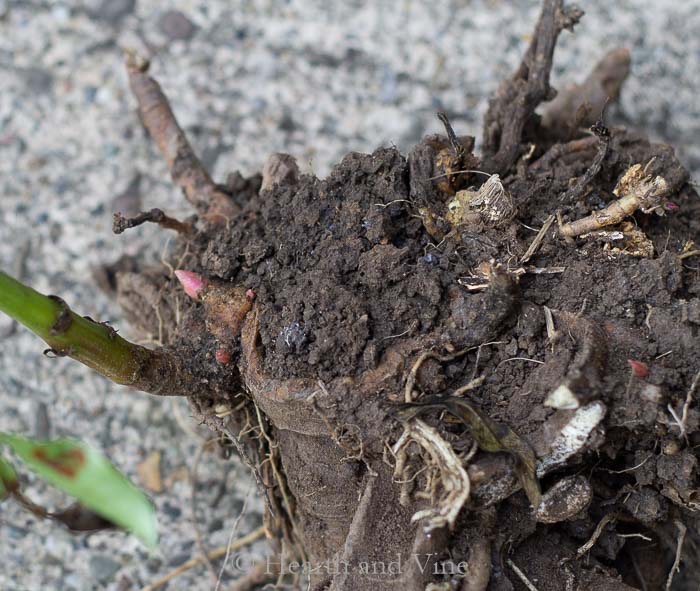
[559,162,670,238]
[125,51,237,222]
[575,512,619,558]
[665,519,687,591]
[392,419,470,532]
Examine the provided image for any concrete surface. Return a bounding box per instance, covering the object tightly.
[0,0,698,589]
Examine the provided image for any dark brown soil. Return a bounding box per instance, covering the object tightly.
[109,2,700,590]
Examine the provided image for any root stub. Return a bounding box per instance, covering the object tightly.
[125,52,237,222]
[89,2,700,590]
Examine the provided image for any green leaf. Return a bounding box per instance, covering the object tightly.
[0,454,19,498]
[0,433,157,547]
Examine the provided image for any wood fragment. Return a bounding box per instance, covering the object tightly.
[437,111,465,158]
[543,306,558,342]
[125,51,236,221]
[481,0,584,174]
[520,214,556,263]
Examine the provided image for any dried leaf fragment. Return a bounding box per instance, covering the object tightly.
[446,175,515,228]
[136,450,163,493]
[537,401,606,476]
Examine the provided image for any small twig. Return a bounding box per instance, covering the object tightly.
[113,208,192,235]
[665,519,687,591]
[506,559,540,591]
[520,214,556,263]
[437,111,464,158]
[140,526,265,591]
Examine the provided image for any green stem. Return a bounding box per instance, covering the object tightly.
[0,271,188,395]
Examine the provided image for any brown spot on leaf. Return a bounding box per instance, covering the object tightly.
[33,447,85,478]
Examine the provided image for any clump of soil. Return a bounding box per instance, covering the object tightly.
[110,2,699,589]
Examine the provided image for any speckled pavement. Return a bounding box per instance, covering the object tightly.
[0,1,698,589]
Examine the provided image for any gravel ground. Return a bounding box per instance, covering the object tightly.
[0,1,698,589]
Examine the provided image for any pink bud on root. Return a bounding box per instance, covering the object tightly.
[174,270,207,300]
[215,348,231,364]
[664,201,680,211]
[627,359,649,378]
[245,288,256,301]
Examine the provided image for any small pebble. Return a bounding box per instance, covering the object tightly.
[160,10,196,41]
[215,348,231,364]
[91,0,135,24]
[88,555,122,583]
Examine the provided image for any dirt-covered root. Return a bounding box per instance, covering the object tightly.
[104,0,700,588]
